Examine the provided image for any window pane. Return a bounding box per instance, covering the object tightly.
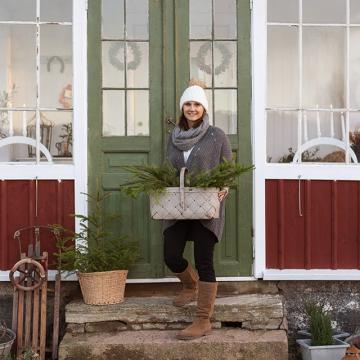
[190,41,212,87]
[351,0,360,24]
[102,41,125,88]
[40,25,73,109]
[214,0,236,39]
[303,0,346,24]
[302,27,345,108]
[127,90,149,136]
[190,0,212,39]
[350,112,360,163]
[102,0,124,39]
[267,110,298,163]
[267,0,298,23]
[41,0,72,22]
[0,25,37,108]
[214,41,236,87]
[126,42,148,88]
[0,0,36,22]
[350,28,360,108]
[126,0,148,40]
[103,90,125,136]
[267,26,299,108]
[205,89,213,125]
[214,89,237,134]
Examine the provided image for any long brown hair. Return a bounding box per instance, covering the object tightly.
[177,112,206,131]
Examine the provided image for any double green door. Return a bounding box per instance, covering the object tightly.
[88,0,252,278]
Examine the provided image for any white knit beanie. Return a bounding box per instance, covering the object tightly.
[179,85,209,112]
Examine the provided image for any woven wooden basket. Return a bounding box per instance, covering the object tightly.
[150,167,220,220]
[77,270,128,305]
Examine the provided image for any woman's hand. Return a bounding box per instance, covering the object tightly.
[218,187,229,202]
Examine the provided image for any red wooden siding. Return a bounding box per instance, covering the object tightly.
[0,180,74,270]
[266,180,360,269]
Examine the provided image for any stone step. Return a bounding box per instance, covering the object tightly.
[59,329,288,360]
[65,294,284,331]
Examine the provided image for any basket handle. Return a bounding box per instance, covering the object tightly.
[179,167,187,210]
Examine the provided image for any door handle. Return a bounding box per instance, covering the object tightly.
[165,117,176,133]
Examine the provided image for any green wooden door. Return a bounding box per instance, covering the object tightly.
[88,0,253,278]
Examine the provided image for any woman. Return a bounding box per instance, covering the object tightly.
[164,82,232,340]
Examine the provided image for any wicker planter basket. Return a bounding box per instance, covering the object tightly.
[77,270,128,305]
[0,328,16,357]
[150,167,220,220]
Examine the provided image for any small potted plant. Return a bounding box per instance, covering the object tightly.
[53,191,139,305]
[297,301,349,360]
[0,321,16,359]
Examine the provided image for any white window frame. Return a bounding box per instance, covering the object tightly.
[252,0,360,280]
[0,1,87,281]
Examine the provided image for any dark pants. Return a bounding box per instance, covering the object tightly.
[163,220,217,282]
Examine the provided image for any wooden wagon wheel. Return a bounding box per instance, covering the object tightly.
[9,258,46,291]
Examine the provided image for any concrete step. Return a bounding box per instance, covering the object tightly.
[59,329,288,360]
[65,294,284,331]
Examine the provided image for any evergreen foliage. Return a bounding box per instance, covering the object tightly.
[52,191,139,273]
[305,301,333,346]
[120,160,254,198]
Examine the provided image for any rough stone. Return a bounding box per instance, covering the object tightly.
[65,294,283,330]
[85,321,127,333]
[66,323,85,334]
[59,329,288,360]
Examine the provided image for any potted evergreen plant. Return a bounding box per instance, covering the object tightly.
[53,191,139,305]
[297,301,349,360]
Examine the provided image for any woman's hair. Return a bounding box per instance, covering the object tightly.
[178,111,205,130]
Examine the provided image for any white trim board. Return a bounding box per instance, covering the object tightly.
[0,271,256,283]
[264,269,360,280]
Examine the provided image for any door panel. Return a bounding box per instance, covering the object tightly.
[88,0,252,278]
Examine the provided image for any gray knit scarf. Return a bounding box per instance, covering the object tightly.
[171,114,210,151]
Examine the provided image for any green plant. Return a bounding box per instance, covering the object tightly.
[120,160,254,198]
[52,191,139,273]
[305,301,333,346]
[279,147,322,163]
[59,122,72,146]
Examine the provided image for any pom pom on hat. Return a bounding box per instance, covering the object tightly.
[179,79,208,112]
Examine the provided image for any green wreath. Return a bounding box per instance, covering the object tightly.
[108,42,142,71]
[195,42,232,75]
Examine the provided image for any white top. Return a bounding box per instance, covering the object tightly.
[183,147,194,163]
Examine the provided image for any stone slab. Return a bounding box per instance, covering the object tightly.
[59,329,288,360]
[65,294,284,330]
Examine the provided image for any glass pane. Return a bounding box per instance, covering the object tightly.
[190,0,212,39]
[214,89,237,134]
[267,110,298,163]
[350,28,360,108]
[102,41,125,88]
[214,41,236,87]
[102,0,124,39]
[303,0,346,24]
[302,27,345,108]
[0,25,37,107]
[214,0,236,39]
[267,26,299,107]
[127,90,149,136]
[0,0,36,21]
[126,42,148,88]
[126,0,148,40]
[350,112,360,163]
[0,110,35,162]
[190,41,212,87]
[41,0,72,22]
[205,89,213,125]
[103,90,125,136]
[267,0,298,23]
[40,25,73,109]
[351,0,360,23]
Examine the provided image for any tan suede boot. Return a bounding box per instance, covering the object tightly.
[176,281,218,340]
[173,264,199,307]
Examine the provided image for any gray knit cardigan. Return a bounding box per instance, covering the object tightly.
[163,125,232,241]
